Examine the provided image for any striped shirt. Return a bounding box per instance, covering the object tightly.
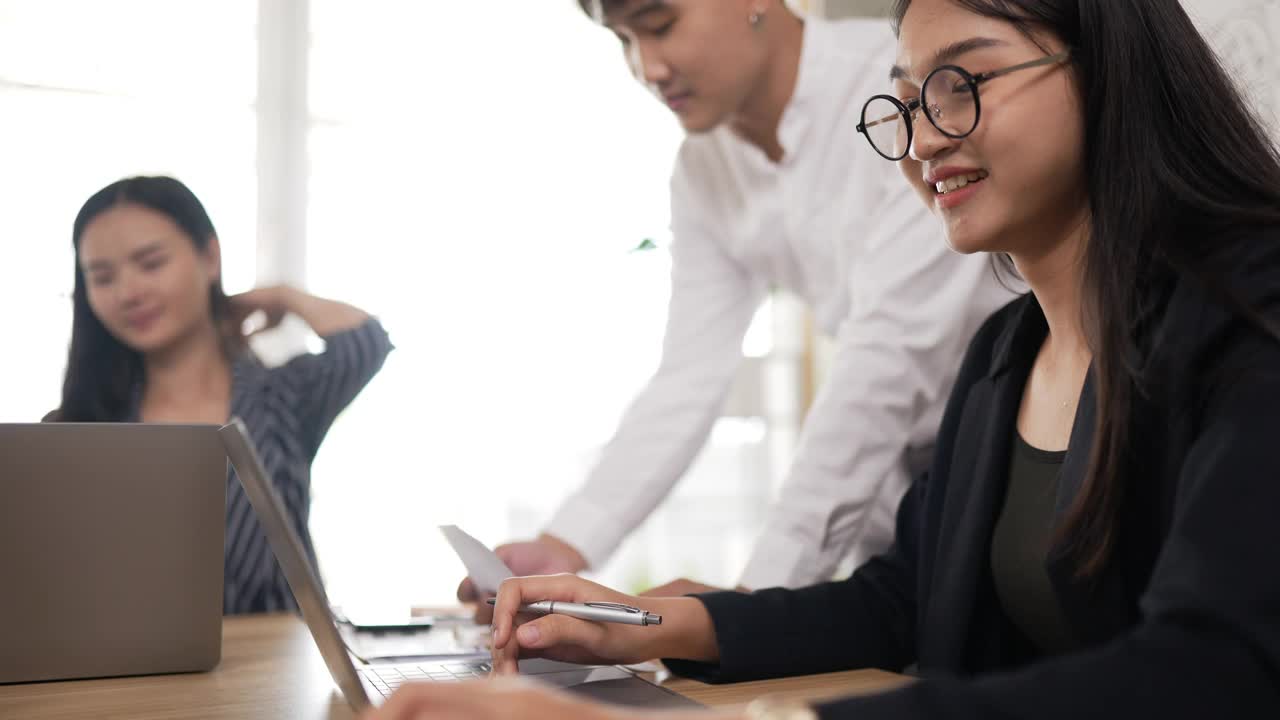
[129,318,393,614]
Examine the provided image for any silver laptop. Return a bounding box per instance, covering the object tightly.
[219,418,699,712]
[0,423,225,684]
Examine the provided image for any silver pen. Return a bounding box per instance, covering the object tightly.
[485,598,662,626]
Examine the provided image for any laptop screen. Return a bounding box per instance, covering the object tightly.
[219,418,372,710]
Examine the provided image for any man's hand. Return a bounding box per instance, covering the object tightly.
[456,534,588,623]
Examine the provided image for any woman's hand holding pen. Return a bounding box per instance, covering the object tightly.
[365,575,730,720]
[489,574,721,675]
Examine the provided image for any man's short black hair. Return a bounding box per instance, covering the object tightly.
[577,0,626,20]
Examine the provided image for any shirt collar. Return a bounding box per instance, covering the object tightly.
[988,292,1048,380]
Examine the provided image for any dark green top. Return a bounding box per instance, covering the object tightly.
[990,434,1079,655]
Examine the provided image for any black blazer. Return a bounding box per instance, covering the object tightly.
[666,253,1280,718]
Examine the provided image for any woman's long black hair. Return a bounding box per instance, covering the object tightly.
[892,0,1280,576]
[56,176,234,422]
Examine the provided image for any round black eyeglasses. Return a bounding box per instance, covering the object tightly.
[857,51,1070,162]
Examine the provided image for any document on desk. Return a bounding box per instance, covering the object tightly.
[440,525,513,595]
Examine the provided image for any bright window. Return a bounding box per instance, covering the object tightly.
[304,0,705,611]
[0,0,258,423]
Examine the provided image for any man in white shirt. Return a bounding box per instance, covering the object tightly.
[460,0,1012,602]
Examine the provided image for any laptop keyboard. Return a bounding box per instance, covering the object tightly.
[362,661,492,697]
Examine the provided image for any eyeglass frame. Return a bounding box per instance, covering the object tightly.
[856,51,1071,162]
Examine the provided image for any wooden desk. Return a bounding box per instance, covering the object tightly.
[0,615,908,719]
[663,668,909,708]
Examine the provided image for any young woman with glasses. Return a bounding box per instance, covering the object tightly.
[366,1,1280,718]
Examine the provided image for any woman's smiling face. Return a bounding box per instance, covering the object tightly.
[893,0,1088,258]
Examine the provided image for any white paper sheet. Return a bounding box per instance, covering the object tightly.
[439,524,514,595]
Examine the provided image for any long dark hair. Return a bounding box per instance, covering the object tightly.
[892,0,1280,576]
[56,176,234,422]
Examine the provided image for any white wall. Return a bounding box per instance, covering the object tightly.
[1186,0,1280,140]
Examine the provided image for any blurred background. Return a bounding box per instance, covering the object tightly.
[1,0,1276,617]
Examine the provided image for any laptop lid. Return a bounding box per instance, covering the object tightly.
[219,418,377,710]
[0,423,225,684]
[219,419,700,712]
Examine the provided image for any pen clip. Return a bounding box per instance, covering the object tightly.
[584,602,643,614]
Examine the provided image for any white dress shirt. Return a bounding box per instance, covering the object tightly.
[546,16,1015,589]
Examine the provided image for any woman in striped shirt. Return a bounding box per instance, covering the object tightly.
[49,175,393,614]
